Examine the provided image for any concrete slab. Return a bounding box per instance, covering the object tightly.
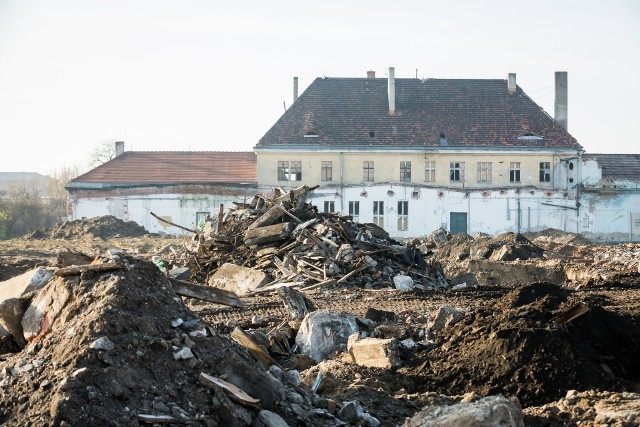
[208,263,269,296]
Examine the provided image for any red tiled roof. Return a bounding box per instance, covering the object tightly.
[585,153,640,180]
[71,151,256,185]
[257,77,580,149]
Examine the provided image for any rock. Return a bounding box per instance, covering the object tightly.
[349,337,401,368]
[90,337,116,351]
[361,413,381,427]
[0,298,29,345]
[258,410,289,427]
[268,365,283,381]
[173,347,194,360]
[295,311,359,362]
[337,400,363,422]
[393,274,414,291]
[365,307,396,323]
[429,305,465,333]
[207,263,270,296]
[168,267,191,280]
[21,278,72,342]
[0,268,53,302]
[403,395,524,427]
[285,370,301,387]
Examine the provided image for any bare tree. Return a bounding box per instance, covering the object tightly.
[45,165,82,221]
[87,141,117,168]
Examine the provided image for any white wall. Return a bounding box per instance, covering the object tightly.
[306,184,581,239]
[70,193,245,234]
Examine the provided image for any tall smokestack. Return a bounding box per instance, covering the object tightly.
[507,73,516,93]
[115,141,124,156]
[293,77,299,103]
[554,71,568,130]
[388,67,396,115]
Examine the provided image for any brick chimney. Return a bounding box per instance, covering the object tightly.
[115,141,124,156]
[388,67,396,115]
[554,71,568,130]
[367,70,376,78]
[508,73,516,93]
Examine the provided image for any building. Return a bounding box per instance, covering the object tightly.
[66,144,257,234]
[255,69,638,240]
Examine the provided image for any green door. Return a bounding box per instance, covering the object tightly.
[450,212,468,234]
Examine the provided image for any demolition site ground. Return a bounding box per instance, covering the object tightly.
[0,196,639,426]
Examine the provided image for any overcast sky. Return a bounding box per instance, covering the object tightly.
[0,0,638,176]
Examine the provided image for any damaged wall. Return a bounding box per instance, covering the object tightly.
[304,184,581,239]
[69,185,258,234]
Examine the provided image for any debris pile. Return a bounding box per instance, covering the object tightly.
[0,255,336,426]
[26,215,150,240]
[166,186,448,294]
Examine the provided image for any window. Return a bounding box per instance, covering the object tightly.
[321,161,333,181]
[539,162,551,182]
[450,162,465,182]
[397,201,408,231]
[373,201,384,227]
[323,201,335,213]
[510,162,521,183]
[424,161,436,182]
[349,201,359,221]
[363,161,374,182]
[277,161,302,181]
[400,161,411,182]
[277,161,289,181]
[477,162,493,182]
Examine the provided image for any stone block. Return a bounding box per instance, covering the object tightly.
[349,337,400,368]
[0,268,52,302]
[295,311,358,362]
[208,263,269,296]
[21,278,72,342]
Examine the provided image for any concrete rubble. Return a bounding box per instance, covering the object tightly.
[0,189,638,426]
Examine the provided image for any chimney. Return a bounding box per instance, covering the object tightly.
[508,73,517,93]
[554,71,568,130]
[367,70,376,78]
[388,67,396,115]
[293,77,299,103]
[115,141,124,156]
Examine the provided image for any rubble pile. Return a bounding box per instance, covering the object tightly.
[0,255,336,426]
[26,215,150,240]
[1,196,639,426]
[166,186,448,294]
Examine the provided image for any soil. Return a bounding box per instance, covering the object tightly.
[1,217,639,426]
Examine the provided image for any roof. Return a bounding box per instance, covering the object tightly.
[586,153,640,180]
[257,77,580,150]
[69,151,256,186]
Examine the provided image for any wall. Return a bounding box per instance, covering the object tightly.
[580,189,640,242]
[256,149,578,190]
[69,185,258,234]
[300,183,580,239]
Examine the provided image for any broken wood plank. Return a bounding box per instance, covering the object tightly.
[336,264,368,284]
[199,372,260,408]
[230,327,280,369]
[216,204,224,234]
[550,303,590,324]
[169,278,244,307]
[54,262,123,277]
[150,211,195,233]
[247,205,286,230]
[137,414,187,424]
[300,278,337,291]
[277,287,315,321]
[244,222,294,246]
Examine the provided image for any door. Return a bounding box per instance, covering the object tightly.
[450,212,468,234]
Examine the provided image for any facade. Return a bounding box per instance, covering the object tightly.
[255,69,638,241]
[66,147,258,234]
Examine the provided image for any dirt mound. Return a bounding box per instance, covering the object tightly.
[25,215,150,240]
[0,256,325,426]
[524,228,592,246]
[412,282,640,406]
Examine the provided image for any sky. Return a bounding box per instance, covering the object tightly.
[0,0,639,176]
